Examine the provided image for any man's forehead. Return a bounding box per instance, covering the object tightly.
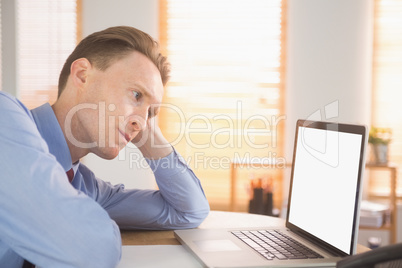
[112,51,164,102]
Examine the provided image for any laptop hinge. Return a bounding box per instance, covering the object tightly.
[292,230,346,257]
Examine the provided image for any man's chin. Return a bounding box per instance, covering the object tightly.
[95,147,121,160]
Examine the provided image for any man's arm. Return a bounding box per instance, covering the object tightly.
[81,149,210,230]
[92,118,210,229]
[0,93,121,267]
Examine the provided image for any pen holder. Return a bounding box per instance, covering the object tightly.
[249,188,264,215]
[248,189,274,216]
[264,192,273,216]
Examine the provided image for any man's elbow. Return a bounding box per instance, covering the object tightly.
[181,205,210,229]
[191,208,210,228]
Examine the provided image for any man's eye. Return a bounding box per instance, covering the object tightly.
[132,91,141,99]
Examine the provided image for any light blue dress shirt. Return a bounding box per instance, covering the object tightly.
[0,92,210,268]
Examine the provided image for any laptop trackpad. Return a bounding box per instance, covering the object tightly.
[194,240,242,252]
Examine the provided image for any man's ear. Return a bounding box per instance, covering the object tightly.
[70,58,92,89]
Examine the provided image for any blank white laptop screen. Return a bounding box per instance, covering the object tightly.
[288,126,363,254]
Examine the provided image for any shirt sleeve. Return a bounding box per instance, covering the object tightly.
[0,94,121,268]
[86,149,210,230]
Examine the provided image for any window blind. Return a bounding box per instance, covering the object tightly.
[159,0,287,210]
[371,0,402,197]
[17,0,77,109]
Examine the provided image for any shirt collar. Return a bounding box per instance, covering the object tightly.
[31,103,73,172]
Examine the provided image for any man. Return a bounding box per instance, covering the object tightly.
[0,26,210,267]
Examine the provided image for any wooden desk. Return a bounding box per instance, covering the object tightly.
[121,211,369,253]
[121,229,180,246]
[121,211,282,245]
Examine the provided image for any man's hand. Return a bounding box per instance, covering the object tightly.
[131,118,173,159]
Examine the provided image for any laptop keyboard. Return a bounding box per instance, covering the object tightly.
[232,230,323,261]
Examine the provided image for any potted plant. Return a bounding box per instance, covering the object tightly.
[368,127,392,165]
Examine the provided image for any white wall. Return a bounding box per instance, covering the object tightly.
[283,0,374,207]
[1,0,18,95]
[285,0,373,160]
[81,0,158,39]
[80,0,159,189]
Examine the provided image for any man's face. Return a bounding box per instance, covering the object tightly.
[75,51,163,159]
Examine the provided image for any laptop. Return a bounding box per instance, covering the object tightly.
[175,120,367,267]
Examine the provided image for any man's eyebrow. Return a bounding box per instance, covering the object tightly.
[132,82,163,104]
[132,82,151,98]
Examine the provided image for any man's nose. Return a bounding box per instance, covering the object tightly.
[130,109,148,131]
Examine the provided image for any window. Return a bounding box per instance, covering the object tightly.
[159,0,287,210]
[371,0,402,197]
[17,0,78,109]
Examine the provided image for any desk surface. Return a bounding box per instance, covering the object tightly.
[121,211,369,253]
[121,211,283,245]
